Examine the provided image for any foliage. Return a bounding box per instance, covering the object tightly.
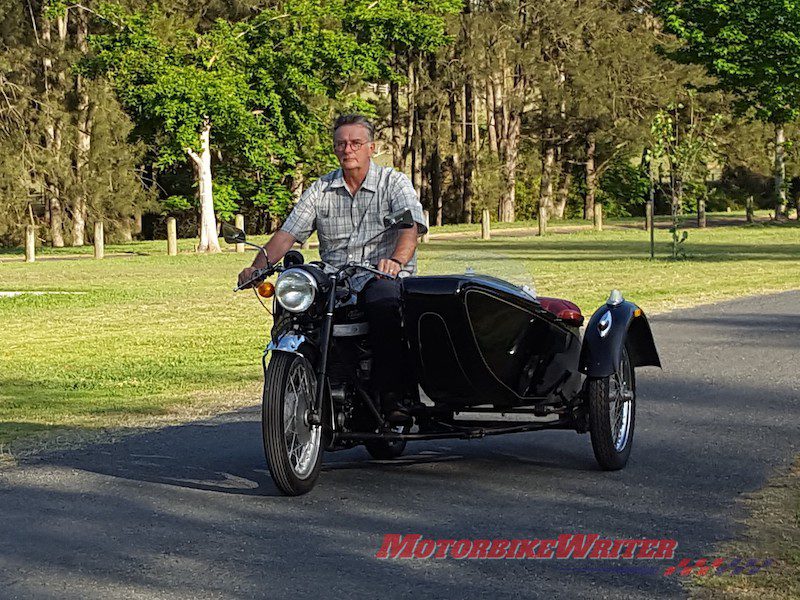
[655,0,800,125]
[597,157,650,218]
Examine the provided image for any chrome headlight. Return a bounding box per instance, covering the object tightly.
[275,268,317,313]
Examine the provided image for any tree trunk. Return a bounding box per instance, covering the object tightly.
[774,123,787,218]
[448,87,461,212]
[539,131,557,220]
[73,9,92,246]
[584,134,596,220]
[119,218,133,242]
[554,163,571,220]
[431,145,442,226]
[486,78,499,156]
[189,120,220,253]
[390,75,404,171]
[498,113,520,222]
[403,60,416,173]
[412,99,423,198]
[40,14,64,247]
[462,80,475,224]
[134,209,143,235]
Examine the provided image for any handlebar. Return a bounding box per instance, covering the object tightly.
[233,265,275,292]
[234,260,397,293]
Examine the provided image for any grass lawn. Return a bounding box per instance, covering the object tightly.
[1,218,799,448]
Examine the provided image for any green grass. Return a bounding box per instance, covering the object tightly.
[691,459,800,600]
[0,219,799,447]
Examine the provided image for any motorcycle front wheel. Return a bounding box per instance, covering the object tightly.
[263,352,322,495]
[587,346,636,471]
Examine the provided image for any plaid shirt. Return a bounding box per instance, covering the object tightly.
[280,161,427,289]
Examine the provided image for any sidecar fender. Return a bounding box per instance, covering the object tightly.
[579,300,661,378]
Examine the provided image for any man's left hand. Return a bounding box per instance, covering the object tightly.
[377,258,403,278]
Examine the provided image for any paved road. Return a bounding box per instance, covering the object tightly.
[2,291,798,599]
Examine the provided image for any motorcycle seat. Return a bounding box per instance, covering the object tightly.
[537,297,584,327]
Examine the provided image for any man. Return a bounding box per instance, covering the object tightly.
[238,114,427,423]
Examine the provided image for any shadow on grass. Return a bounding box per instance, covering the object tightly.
[422,237,800,263]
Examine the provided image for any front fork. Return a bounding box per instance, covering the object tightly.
[308,273,337,426]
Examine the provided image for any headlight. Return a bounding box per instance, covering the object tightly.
[275,268,318,313]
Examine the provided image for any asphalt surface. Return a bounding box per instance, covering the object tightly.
[1,291,799,599]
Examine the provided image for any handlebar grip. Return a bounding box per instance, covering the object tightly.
[234,265,272,292]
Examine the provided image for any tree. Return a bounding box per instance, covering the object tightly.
[83,0,455,251]
[656,0,800,217]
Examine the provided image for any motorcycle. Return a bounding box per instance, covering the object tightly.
[223,210,661,496]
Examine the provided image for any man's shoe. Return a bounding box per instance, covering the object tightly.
[381,391,412,425]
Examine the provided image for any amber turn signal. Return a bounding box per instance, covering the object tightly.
[633,308,642,318]
[257,281,275,298]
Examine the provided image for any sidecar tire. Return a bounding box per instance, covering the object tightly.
[364,437,407,460]
[263,352,323,496]
[587,346,636,471]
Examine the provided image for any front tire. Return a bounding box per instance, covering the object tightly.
[587,346,636,470]
[263,352,322,495]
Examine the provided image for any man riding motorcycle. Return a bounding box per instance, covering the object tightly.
[238,114,428,424]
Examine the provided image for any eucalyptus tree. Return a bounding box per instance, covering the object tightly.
[655,0,800,217]
[83,0,454,251]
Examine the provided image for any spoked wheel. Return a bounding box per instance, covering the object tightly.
[364,424,409,460]
[587,346,636,470]
[263,352,322,495]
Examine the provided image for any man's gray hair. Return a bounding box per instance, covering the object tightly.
[333,114,375,141]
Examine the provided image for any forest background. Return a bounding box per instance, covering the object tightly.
[2,0,799,250]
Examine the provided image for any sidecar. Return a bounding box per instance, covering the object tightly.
[401,274,660,412]
[340,272,662,472]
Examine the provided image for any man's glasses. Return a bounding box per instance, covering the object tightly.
[334,140,368,152]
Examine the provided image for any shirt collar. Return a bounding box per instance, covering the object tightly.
[329,161,379,193]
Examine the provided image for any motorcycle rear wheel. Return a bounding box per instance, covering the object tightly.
[263,352,322,495]
[587,346,636,470]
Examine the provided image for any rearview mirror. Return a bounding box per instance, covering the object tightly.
[222,222,246,244]
[383,208,415,229]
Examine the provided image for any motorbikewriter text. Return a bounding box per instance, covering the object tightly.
[375,534,678,560]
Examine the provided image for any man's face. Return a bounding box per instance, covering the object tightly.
[333,124,375,171]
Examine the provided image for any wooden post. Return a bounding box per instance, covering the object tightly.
[93,221,104,259]
[698,198,706,228]
[746,196,754,223]
[235,213,245,253]
[593,203,603,231]
[422,210,430,243]
[25,225,35,263]
[167,217,177,256]
[645,201,653,233]
[538,205,548,236]
[481,208,490,240]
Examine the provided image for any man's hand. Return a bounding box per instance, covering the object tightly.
[377,257,403,278]
[236,230,297,289]
[237,266,263,289]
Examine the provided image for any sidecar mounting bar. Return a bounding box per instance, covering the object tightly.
[336,419,575,442]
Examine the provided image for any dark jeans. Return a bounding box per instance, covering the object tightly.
[360,278,408,393]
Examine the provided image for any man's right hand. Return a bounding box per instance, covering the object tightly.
[237,266,263,289]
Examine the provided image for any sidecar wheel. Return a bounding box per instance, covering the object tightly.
[587,346,636,471]
[263,352,322,496]
[364,425,408,460]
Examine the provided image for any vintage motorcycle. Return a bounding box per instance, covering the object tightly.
[223,211,660,496]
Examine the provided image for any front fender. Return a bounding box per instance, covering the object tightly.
[579,300,661,378]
